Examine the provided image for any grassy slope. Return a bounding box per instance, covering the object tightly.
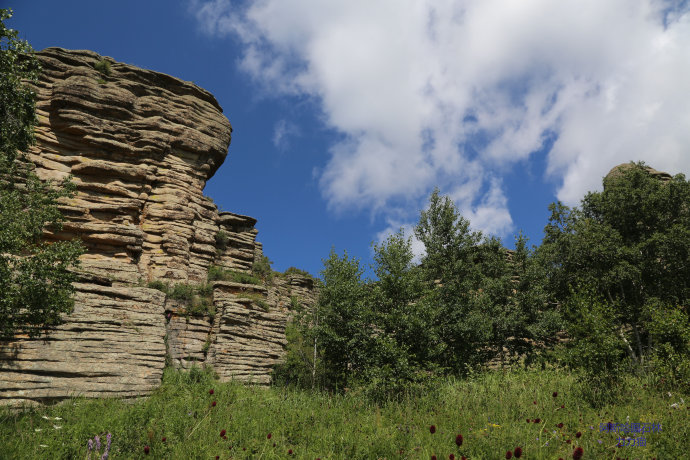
[1,367,686,459]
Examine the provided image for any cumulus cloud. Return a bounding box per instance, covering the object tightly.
[188,0,690,238]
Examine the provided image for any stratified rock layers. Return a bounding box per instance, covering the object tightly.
[0,48,314,405]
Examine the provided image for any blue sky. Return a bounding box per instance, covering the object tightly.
[8,0,690,278]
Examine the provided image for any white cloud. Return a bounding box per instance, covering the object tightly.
[189,0,690,239]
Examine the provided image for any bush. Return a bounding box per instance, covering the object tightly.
[284,266,314,279]
[94,59,111,76]
[147,280,170,294]
[214,230,229,250]
[207,265,261,285]
[168,283,196,302]
[253,255,274,282]
[237,292,270,311]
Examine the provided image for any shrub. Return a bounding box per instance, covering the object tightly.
[94,59,111,76]
[148,280,170,294]
[290,295,301,310]
[207,265,261,285]
[168,283,196,302]
[284,266,314,279]
[214,230,229,250]
[253,255,274,282]
[237,292,270,311]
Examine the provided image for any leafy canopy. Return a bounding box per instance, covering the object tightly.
[0,8,84,339]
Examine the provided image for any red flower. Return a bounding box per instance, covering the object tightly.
[553,392,558,397]
[506,451,513,459]
[526,418,530,423]
[273,443,276,447]
[533,401,537,405]
[288,449,293,455]
[431,456,437,460]
[573,446,584,460]
[430,425,436,434]
[557,422,564,428]
[209,389,214,395]
[576,431,582,438]
[534,418,541,423]
[215,457,219,460]
[220,429,226,437]
[212,401,217,407]
[267,433,272,439]
[561,404,565,409]
[449,455,455,460]
[161,437,166,442]
[455,434,463,447]
[566,439,571,444]
[143,445,150,455]
[514,446,523,458]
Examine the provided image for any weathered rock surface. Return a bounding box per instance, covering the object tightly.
[0,48,317,406]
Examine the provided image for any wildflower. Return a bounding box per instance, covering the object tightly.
[98,433,112,460]
[557,423,564,428]
[553,392,558,397]
[88,439,93,451]
[449,455,455,460]
[162,437,166,442]
[561,404,565,409]
[534,418,541,423]
[566,439,571,444]
[526,418,530,423]
[53,425,62,430]
[430,425,436,434]
[432,456,437,460]
[533,401,537,405]
[573,446,584,459]
[598,440,602,444]
[220,429,226,437]
[455,434,463,446]
[506,451,513,459]
[215,457,219,460]
[212,401,217,407]
[267,433,272,439]
[209,389,214,395]
[288,449,293,455]
[514,446,523,458]
[576,431,582,438]
[143,445,150,455]
[273,443,276,447]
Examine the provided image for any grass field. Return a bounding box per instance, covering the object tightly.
[1,367,686,459]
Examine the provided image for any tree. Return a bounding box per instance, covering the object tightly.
[0,8,84,340]
[538,161,690,387]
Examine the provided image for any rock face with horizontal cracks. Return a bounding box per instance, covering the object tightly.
[0,48,317,405]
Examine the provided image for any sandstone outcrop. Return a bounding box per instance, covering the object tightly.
[0,48,317,406]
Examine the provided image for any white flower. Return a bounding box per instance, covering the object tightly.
[670,403,679,409]
[34,428,42,432]
[53,425,62,430]
[54,416,62,420]
[39,445,48,448]
[41,416,50,420]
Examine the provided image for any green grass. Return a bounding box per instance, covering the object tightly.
[0,367,685,459]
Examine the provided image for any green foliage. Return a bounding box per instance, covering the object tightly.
[538,161,690,378]
[214,230,228,250]
[149,280,215,318]
[147,280,170,294]
[207,265,261,285]
[283,266,314,279]
[236,292,270,311]
[0,8,85,339]
[252,254,274,282]
[558,288,629,406]
[94,59,111,76]
[289,295,301,310]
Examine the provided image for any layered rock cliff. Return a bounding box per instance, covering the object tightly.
[0,48,316,406]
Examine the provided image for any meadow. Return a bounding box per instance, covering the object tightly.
[1,366,686,459]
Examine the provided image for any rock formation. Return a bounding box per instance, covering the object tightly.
[0,48,317,406]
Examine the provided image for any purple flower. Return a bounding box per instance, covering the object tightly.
[88,439,93,451]
[94,435,101,451]
[101,433,112,460]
